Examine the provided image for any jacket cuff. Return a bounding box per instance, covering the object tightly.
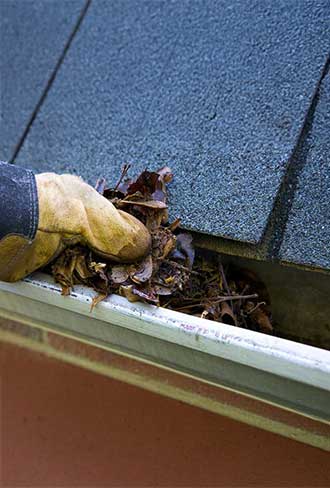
[0,161,39,242]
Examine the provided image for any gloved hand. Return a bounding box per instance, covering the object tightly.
[0,172,151,282]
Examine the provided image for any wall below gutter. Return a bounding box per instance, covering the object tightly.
[0,273,329,451]
[2,341,330,487]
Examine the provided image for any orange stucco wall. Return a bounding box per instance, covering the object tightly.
[1,342,329,487]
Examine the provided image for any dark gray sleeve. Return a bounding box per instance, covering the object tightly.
[0,161,39,242]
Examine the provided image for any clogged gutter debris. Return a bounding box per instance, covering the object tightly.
[48,166,273,334]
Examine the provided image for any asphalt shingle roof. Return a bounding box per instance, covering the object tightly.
[1,0,329,270]
[280,70,330,270]
[0,0,85,162]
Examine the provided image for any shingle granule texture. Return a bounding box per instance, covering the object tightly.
[280,70,330,270]
[15,0,330,243]
[0,0,85,162]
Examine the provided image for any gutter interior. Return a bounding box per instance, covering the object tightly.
[213,250,330,351]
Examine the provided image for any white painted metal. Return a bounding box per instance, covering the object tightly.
[0,272,329,422]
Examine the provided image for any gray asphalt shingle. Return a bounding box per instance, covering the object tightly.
[9,1,330,250]
[0,0,85,161]
[280,70,330,270]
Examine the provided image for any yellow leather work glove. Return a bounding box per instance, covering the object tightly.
[0,172,151,282]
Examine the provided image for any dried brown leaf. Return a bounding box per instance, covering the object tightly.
[110,265,131,284]
[156,166,173,183]
[152,228,176,260]
[131,286,159,304]
[131,255,153,284]
[153,284,172,296]
[119,285,140,302]
[245,302,273,333]
[126,170,160,196]
[220,301,238,326]
[89,261,107,273]
[75,254,94,280]
[90,293,108,311]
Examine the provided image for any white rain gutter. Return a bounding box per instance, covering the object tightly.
[0,273,329,446]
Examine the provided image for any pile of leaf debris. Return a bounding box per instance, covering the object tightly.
[49,165,273,334]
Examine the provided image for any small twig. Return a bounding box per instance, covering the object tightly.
[238,284,249,308]
[218,262,230,294]
[175,303,203,311]
[246,301,266,315]
[240,314,248,328]
[180,296,203,302]
[167,260,201,276]
[161,299,173,308]
[114,163,131,191]
[168,218,181,232]
[212,293,258,304]
[218,261,234,311]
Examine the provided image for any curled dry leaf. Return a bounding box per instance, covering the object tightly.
[48,165,274,336]
[75,255,94,281]
[220,301,238,327]
[131,254,153,284]
[131,286,159,304]
[253,310,273,333]
[245,301,273,333]
[110,265,131,284]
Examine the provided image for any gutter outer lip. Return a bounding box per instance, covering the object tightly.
[0,272,329,394]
